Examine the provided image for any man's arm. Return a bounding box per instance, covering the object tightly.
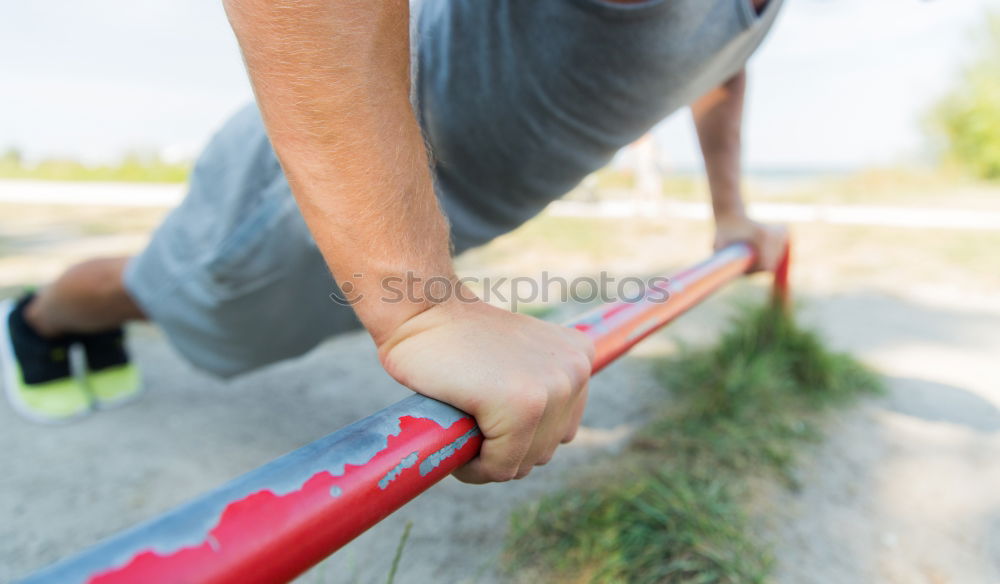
[691,69,786,271]
[223,0,448,339]
[223,0,593,483]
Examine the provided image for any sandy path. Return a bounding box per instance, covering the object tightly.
[5,288,999,583]
[767,294,1000,584]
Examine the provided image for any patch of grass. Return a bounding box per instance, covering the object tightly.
[742,167,1000,209]
[493,214,684,261]
[593,169,637,192]
[0,154,189,183]
[386,521,413,584]
[506,302,883,584]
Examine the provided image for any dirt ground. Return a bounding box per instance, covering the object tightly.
[1,182,999,583]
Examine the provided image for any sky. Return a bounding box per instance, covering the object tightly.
[1,0,998,171]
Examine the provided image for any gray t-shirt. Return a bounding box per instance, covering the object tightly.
[415,0,784,251]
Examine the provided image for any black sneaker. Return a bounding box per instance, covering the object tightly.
[0,294,92,423]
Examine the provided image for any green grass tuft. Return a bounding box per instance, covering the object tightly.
[505,302,883,584]
[0,153,189,183]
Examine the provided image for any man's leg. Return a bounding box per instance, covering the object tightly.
[3,98,362,424]
[24,257,145,338]
[1,255,146,423]
[116,103,364,379]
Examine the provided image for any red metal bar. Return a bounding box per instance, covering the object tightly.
[573,243,755,372]
[21,242,761,584]
[772,241,792,309]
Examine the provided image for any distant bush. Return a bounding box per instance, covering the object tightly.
[0,148,189,183]
[931,15,1000,180]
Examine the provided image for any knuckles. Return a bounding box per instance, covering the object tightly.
[547,371,574,403]
[506,387,548,425]
[567,351,593,386]
[572,331,598,364]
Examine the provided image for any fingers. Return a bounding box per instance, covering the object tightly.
[545,332,592,448]
[563,328,596,393]
[737,222,787,273]
[444,311,593,485]
[713,216,788,274]
[516,378,580,476]
[569,327,597,367]
[455,356,590,484]
[453,441,524,484]
[756,224,789,272]
[453,399,540,484]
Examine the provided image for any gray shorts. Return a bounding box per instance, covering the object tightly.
[125,0,782,377]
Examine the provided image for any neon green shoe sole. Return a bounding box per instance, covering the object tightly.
[88,363,143,409]
[5,371,92,423]
[1,300,92,423]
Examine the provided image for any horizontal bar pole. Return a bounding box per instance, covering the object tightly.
[22,243,756,584]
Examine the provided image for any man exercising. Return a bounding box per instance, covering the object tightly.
[1,0,787,484]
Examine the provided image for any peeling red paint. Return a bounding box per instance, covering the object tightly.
[89,415,480,584]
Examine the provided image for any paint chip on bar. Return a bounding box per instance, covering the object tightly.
[419,428,480,477]
[378,452,420,490]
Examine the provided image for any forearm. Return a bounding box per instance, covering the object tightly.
[691,69,748,222]
[223,0,452,344]
[692,70,788,271]
[224,0,596,486]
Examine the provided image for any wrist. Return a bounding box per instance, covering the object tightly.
[374,285,490,371]
[708,183,746,223]
[352,275,479,349]
[714,208,749,226]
